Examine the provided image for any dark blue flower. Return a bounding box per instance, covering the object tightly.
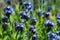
[45,20,54,28]
[47,32,53,38]
[43,12,50,18]
[6,10,12,18]
[31,18,37,25]
[20,11,30,21]
[19,0,22,5]
[4,6,14,18]
[2,16,8,22]
[29,25,35,31]
[23,1,32,11]
[15,23,24,31]
[2,22,8,30]
[57,14,60,25]
[23,1,32,7]
[7,0,11,5]
[4,6,14,13]
[27,2,32,6]
[55,31,60,39]
[47,5,52,12]
[26,5,32,12]
[29,25,36,34]
[25,14,30,20]
[23,1,28,6]
[57,14,60,20]
[32,35,38,40]
[32,28,36,34]
[21,19,26,22]
[37,11,42,17]
[57,19,60,25]
[20,11,26,17]
[47,32,57,40]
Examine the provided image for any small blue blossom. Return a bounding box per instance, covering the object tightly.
[2,16,8,22]
[45,20,54,28]
[47,5,52,12]
[20,11,31,21]
[37,11,42,17]
[4,6,14,18]
[55,31,60,39]
[43,12,50,18]
[30,17,37,25]
[15,23,25,31]
[29,25,36,34]
[2,22,8,30]
[57,14,60,20]
[7,0,11,5]
[47,32,57,40]
[32,34,38,40]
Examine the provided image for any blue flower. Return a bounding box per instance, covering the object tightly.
[47,5,52,12]
[32,28,36,34]
[57,19,60,25]
[2,22,8,30]
[57,14,60,20]
[32,35,38,40]
[29,25,36,34]
[23,1,32,12]
[4,6,14,18]
[37,11,42,17]
[21,19,26,22]
[55,31,60,39]
[47,32,57,40]
[20,11,27,17]
[7,0,11,5]
[47,32,53,38]
[23,1,32,7]
[19,0,22,4]
[57,14,60,25]
[30,18,37,25]
[15,23,24,31]
[29,25,35,30]
[20,11,30,21]
[43,12,50,18]
[6,10,12,18]
[4,6,14,13]
[26,5,32,12]
[2,16,8,23]
[45,20,54,28]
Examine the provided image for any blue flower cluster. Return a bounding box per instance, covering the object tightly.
[32,34,38,40]
[30,17,37,25]
[47,31,60,40]
[23,1,33,12]
[15,23,25,32]
[29,25,36,34]
[45,19,54,29]
[20,11,30,22]
[57,14,60,25]
[7,0,11,5]
[4,6,14,18]
[2,22,8,30]
[2,1,14,30]
[47,5,52,12]
[43,12,50,18]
